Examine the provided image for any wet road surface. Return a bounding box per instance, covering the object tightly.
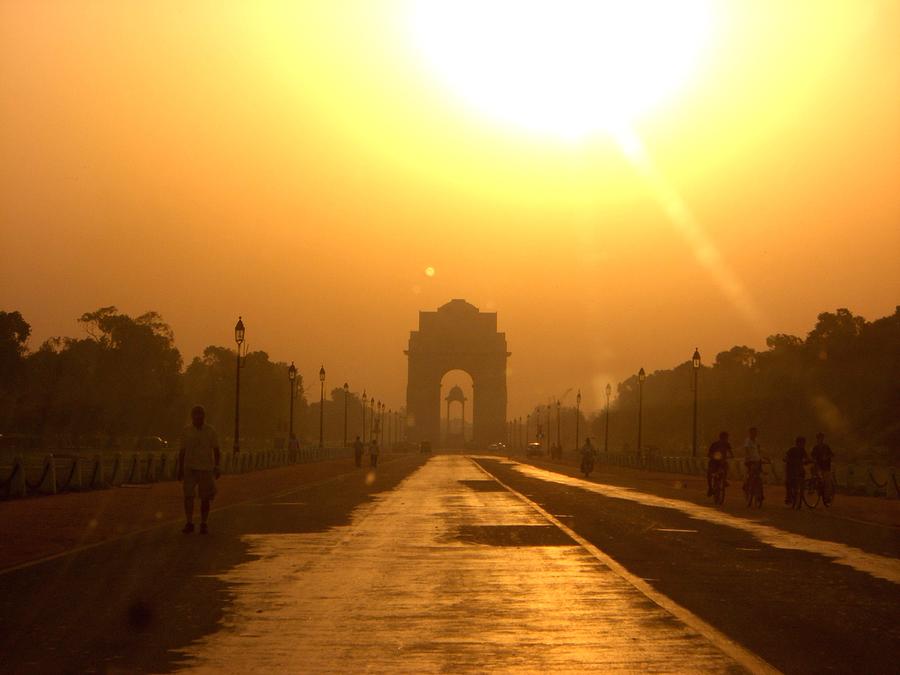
[181,455,756,673]
[475,457,900,674]
[2,453,897,673]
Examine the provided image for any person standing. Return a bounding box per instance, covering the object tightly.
[177,405,220,534]
[784,436,808,506]
[353,435,364,468]
[369,438,380,468]
[811,432,834,506]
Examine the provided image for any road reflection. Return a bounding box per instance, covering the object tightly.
[180,456,744,673]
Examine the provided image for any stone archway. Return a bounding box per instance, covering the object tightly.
[405,299,509,447]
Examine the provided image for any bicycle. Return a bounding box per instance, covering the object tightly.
[802,469,834,508]
[710,464,727,505]
[744,459,769,508]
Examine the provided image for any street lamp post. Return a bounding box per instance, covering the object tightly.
[318,365,326,448]
[575,389,582,451]
[288,362,297,440]
[370,396,376,440]
[546,405,551,455]
[692,348,701,457]
[556,400,561,451]
[526,414,530,444]
[604,383,612,453]
[362,390,367,443]
[343,382,349,447]
[233,317,245,454]
[388,408,392,449]
[637,367,646,453]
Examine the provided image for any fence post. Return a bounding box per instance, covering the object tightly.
[12,455,26,497]
[46,454,58,494]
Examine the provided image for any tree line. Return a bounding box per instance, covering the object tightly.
[525,307,898,463]
[0,307,385,450]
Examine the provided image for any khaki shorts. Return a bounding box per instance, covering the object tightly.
[183,469,217,500]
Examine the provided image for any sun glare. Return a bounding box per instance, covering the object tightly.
[409,0,715,140]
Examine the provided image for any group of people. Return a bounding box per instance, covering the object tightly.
[352,436,380,468]
[706,427,835,505]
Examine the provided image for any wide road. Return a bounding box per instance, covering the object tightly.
[1,454,897,673]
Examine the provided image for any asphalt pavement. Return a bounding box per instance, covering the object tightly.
[1,453,897,673]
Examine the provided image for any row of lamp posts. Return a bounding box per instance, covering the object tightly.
[233,317,402,454]
[634,348,702,456]
[512,347,702,458]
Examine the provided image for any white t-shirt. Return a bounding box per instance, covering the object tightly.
[181,424,219,471]
[743,437,761,462]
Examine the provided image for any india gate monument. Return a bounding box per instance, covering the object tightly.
[405,299,509,447]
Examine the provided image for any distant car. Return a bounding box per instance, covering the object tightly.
[419,441,432,453]
[136,436,169,452]
[526,442,544,458]
[487,442,507,453]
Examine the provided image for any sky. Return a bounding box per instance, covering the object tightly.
[1,1,898,417]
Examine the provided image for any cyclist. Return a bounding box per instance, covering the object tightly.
[742,426,762,497]
[707,431,732,497]
[811,432,834,506]
[784,436,808,505]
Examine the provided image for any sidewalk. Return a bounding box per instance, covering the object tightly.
[514,454,900,530]
[0,455,412,572]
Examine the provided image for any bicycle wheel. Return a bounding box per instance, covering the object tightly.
[803,479,821,509]
[714,474,726,505]
[792,480,804,510]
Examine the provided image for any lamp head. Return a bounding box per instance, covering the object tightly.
[692,348,701,369]
[288,361,297,381]
[319,365,326,382]
[638,367,646,383]
[605,382,612,397]
[234,316,245,345]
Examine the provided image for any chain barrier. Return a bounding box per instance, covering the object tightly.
[867,468,887,490]
[25,461,51,493]
[0,461,20,490]
[56,458,78,492]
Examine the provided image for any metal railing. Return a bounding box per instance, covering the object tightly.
[0,446,354,500]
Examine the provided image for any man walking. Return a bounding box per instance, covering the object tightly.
[369,438,380,468]
[177,405,220,534]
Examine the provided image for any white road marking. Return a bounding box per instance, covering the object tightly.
[472,458,781,675]
[506,460,900,584]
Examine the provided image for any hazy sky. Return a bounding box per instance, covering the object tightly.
[2,1,898,416]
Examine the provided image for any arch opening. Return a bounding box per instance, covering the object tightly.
[440,370,473,448]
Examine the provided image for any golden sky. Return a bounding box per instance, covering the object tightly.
[1,1,898,416]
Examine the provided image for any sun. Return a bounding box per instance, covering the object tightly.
[408,1,715,140]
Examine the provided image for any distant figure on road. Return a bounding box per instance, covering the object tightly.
[353,436,364,468]
[369,439,380,468]
[177,405,220,535]
[579,438,597,477]
[288,432,300,455]
[742,427,762,495]
[706,431,732,496]
[784,436,809,505]
[811,432,834,506]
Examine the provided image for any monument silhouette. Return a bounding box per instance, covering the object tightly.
[405,299,509,447]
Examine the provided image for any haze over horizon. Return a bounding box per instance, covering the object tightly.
[2,1,898,416]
